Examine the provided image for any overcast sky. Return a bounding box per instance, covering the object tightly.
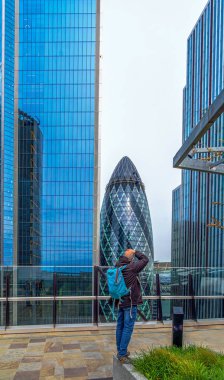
[100,0,208,262]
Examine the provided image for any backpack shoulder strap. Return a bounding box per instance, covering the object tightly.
[115,265,127,283]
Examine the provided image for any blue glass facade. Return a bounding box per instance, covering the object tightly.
[171,185,182,267]
[171,0,224,318]
[18,110,43,265]
[0,0,15,265]
[0,0,100,267]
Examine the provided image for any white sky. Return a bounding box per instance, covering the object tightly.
[100,0,208,262]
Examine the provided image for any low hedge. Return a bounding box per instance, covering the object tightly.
[131,345,224,380]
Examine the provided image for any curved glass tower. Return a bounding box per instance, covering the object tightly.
[100,156,154,320]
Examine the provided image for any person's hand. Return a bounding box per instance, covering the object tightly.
[125,249,136,260]
[126,249,135,255]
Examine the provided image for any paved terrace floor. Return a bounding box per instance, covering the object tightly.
[0,323,224,380]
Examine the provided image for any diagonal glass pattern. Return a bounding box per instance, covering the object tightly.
[100,157,154,321]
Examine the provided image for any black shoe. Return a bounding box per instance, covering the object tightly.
[117,351,130,358]
[118,356,131,364]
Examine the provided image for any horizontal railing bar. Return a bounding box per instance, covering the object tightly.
[5,296,111,302]
[2,266,224,270]
[1,295,224,302]
[0,266,94,268]
[56,296,96,301]
[144,295,224,300]
[142,295,224,300]
[98,296,110,300]
[6,296,95,302]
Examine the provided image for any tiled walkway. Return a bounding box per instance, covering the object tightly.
[0,323,224,379]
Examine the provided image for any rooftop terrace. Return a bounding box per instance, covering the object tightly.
[0,322,224,380]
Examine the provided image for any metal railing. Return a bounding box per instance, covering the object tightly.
[0,265,224,329]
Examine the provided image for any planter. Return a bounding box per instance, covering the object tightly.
[113,356,146,380]
[121,346,224,380]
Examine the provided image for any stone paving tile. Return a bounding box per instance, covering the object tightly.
[30,338,46,343]
[14,370,40,380]
[63,338,83,343]
[83,352,104,360]
[55,365,64,377]
[24,350,44,357]
[62,357,85,367]
[85,359,104,372]
[28,343,46,349]
[87,371,107,379]
[42,358,57,365]
[40,365,55,377]
[64,378,88,380]
[10,339,30,344]
[18,361,42,371]
[89,378,113,380]
[9,343,28,349]
[0,344,10,349]
[0,353,24,362]
[44,377,64,380]
[0,369,16,380]
[63,349,83,355]
[45,342,63,353]
[27,345,45,352]
[63,359,86,369]
[0,326,223,379]
[63,349,82,357]
[80,343,101,352]
[63,343,80,350]
[64,366,88,377]
[0,362,19,370]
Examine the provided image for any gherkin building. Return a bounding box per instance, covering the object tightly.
[100,156,154,321]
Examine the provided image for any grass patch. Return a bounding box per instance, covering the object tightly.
[131,345,224,380]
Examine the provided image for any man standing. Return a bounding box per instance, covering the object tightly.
[115,249,149,363]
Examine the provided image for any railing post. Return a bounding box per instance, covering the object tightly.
[188,274,197,321]
[93,266,99,326]
[5,273,10,329]
[172,306,184,347]
[222,297,224,319]
[156,273,163,322]
[53,272,57,328]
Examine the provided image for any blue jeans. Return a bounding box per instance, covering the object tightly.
[116,306,137,357]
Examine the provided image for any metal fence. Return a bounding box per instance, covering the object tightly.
[0,266,224,329]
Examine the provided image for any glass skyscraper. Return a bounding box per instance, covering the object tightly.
[171,185,183,268]
[100,156,154,320]
[0,0,100,267]
[171,0,224,318]
[18,110,43,265]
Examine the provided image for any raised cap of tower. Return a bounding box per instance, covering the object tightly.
[107,156,144,189]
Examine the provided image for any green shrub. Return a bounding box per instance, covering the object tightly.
[131,345,224,380]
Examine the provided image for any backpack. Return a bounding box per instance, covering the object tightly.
[106,265,130,300]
